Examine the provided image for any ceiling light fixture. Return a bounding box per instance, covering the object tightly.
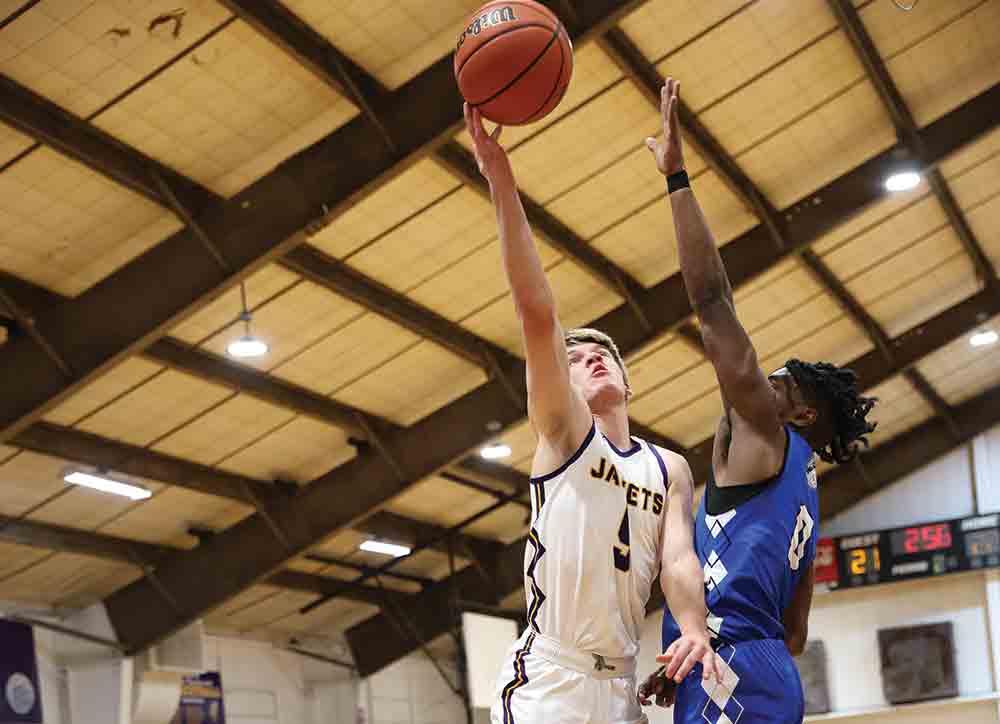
[359,540,411,557]
[970,330,998,348]
[884,170,921,192]
[480,443,512,460]
[226,282,268,359]
[64,470,151,500]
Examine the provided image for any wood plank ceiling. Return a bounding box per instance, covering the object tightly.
[0,0,997,674]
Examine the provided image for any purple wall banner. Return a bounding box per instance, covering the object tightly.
[0,620,42,723]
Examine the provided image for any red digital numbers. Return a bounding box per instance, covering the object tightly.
[904,524,952,553]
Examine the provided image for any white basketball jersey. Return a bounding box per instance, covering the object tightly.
[525,421,670,659]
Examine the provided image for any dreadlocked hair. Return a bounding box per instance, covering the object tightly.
[785,358,877,464]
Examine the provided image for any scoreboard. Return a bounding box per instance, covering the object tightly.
[816,513,1000,591]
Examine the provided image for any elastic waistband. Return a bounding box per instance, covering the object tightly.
[527,633,635,679]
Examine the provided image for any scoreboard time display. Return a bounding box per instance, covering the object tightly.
[816,513,1000,591]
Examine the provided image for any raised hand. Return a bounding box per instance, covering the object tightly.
[644,77,685,176]
[656,629,722,685]
[464,102,511,188]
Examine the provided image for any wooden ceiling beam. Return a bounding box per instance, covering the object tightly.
[0,75,218,215]
[12,421,272,503]
[215,0,395,152]
[97,84,1000,655]
[0,3,991,654]
[798,249,962,441]
[0,269,531,500]
[8,420,503,581]
[432,142,687,453]
[600,24,968,454]
[0,512,399,607]
[350,381,1000,674]
[686,284,1000,481]
[827,0,998,288]
[598,28,786,245]
[0,70,683,453]
[212,3,688,454]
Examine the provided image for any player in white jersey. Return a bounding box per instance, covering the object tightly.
[464,103,720,724]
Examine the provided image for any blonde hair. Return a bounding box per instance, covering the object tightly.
[564,327,630,396]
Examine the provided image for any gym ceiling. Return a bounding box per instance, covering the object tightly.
[0,0,997,677]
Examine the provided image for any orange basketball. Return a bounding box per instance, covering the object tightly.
[454,1,573,126]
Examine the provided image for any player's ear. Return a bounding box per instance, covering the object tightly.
[791,406,817,428]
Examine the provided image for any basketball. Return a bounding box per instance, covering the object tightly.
[454,1,573,126]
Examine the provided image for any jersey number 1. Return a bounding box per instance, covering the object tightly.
[788,505,814,570]
[614,510,631,571]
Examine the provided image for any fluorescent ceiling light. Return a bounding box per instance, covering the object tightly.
[971,330,998,347]
[885,171,920,192]
[359,540,411,557]
[64,471,151,500]
[227,335,268,358]
[480,443,511,460]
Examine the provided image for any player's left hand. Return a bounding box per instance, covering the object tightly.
[645,77,685,177]
[656,630,722,685]
[637,665,677,707]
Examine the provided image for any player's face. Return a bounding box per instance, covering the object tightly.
[769,367,816,427]
[567,342,627,408]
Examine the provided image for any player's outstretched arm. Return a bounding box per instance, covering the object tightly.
[645,80,780,436]
[465,104,590,449]
[656,453,721,684]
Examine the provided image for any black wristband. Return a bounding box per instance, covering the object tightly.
[667,169,690,194]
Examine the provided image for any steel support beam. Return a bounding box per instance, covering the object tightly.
[686,284,1000,482]
[0,512,395,606]
[12,421,274,504]
[10,421,502,569]
[303,554,433,587]
[0,514,174,564]
[798,250,961,439]
[435,142,652,302]
[0,64,679,457]
[96,85,1000,655]
[348,382,1000,674]
[601,23,967,454]
[0,75,217,214]
[215,0,394,151]
[355,511,504,564]
[346,533,525,677]
[827,0,998,287]
[0,270,531,501]
[819,384,1000,518]
[280,245,493,371]
[0,0,650,444]
[598,28,785,243]
[268,569,407,608]
[148,337,380,439]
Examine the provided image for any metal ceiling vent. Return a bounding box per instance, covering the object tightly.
[148,621,206,674]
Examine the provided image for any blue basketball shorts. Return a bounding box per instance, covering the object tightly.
[673,639,804,724]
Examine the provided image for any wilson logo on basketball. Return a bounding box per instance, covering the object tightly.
[456,6,517,51]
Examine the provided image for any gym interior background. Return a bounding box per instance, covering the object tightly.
[0,0,997,722]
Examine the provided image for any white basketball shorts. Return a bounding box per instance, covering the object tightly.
[490,631,648,724]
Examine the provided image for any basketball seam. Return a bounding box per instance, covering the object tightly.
[516,27,566,125]
[466,25,560,108]
[454,1,557,78]
[455,20,554,87]
[455,0,569,73]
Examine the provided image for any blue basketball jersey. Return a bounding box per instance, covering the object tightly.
[663,427,819,647]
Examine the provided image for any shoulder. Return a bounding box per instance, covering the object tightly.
[648,444,693,491]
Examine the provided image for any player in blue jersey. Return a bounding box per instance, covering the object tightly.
[637,79,877,723]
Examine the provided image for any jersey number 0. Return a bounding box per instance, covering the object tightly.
[787,505,814,570]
